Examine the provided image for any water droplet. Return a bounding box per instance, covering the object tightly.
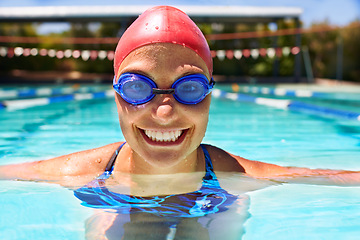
[155,26,159,30]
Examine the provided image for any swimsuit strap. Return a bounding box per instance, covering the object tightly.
[105,142,126,173]
[104,143,217,181]
[200,144,217,181]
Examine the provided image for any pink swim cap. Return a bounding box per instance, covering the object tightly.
[114,6,213,79]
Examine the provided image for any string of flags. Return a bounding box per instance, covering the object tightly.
[211,46,300,60]
[0,46,301,61]
[0,47,115,61]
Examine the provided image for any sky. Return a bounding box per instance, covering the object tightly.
[1,0,359,33]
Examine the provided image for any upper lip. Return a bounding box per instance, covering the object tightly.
[137,126,187,132]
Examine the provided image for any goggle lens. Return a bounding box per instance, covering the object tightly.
[174,79,208,104]
[122,80,153,102]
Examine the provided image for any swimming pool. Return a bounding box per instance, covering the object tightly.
[1,84,360,239]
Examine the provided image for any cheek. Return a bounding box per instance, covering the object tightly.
[115,96,137,135]
[199,97,211,130]
[188,97,211,132]
[115,95,151,137]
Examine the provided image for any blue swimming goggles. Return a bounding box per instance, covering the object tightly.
[113,73,215,105]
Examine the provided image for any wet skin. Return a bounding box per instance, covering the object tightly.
[113,43,212,175]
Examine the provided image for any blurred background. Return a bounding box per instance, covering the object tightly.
[0,0,359,85]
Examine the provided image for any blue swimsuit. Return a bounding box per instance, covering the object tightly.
[74,143,237,218]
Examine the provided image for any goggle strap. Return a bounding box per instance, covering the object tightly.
[210,78,215,87]
[152,88,175,94]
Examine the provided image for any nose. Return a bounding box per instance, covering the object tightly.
[152,96,175,122]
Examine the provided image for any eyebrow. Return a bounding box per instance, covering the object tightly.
[181,71,207,79]
[122,71,209,83]
[121,70,154,80]
[119,65,209,83]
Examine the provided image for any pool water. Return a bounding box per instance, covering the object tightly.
[0,84,360,239]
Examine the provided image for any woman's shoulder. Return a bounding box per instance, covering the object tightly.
[201,144,246,173]
[202,144,309,178]
[0,142,124,181]
[46,142,125,175]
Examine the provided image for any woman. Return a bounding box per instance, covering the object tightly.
[1,5,359,240]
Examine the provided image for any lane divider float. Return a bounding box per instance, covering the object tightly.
[234,84,322,98]
[212,89,360,121]
[1,90,114,110]
[0,85,110,100]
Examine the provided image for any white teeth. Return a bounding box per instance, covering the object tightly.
[144,130,182,142]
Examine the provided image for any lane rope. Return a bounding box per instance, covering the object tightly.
[212,89,360,121]
[1,90,114,110]
[0,85,109,100]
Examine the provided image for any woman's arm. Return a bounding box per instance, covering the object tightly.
[0,142,121,183]
[206,145,360,186]
[236,156,360,186]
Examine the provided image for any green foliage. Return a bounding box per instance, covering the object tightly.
[341,21,360,81]
[0,19,359,82]
[0,23,54,72]
[251,58,274,76]
[301,20,360,81]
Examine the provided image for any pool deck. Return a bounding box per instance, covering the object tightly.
[277,78,360,93]
[0,70,113,85]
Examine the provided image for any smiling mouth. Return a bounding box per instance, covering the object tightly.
[145,129,182,142]
[139,128,188,145]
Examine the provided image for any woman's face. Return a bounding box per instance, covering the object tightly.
[115,43,211,170]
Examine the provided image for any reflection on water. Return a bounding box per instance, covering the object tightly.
[76,172,276,240]
[1,172,275,239]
